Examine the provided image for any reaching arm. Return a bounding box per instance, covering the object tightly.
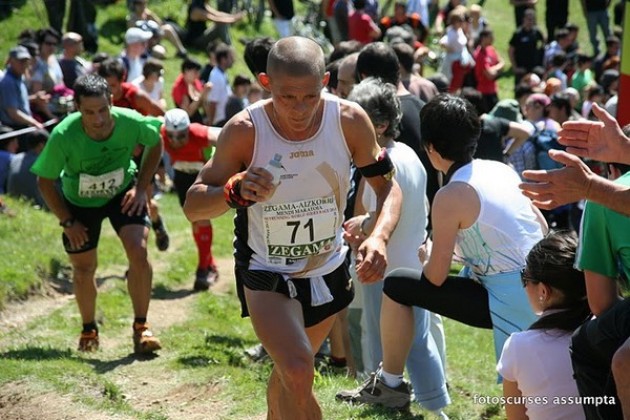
[520,150,630,216]
[504,121,535,156]
[341,101,402,284]
[558,103,630,164]
[6,107,43,129]
[121,137,163,216]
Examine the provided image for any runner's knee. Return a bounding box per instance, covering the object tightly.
[612,343,630,384]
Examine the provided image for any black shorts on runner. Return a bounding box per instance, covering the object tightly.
[62,186,151,254]
[173,169,198,207]
[235,262,354,328]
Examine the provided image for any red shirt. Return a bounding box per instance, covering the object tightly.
[171,73,203,107]
[474,45,499,95]
[348,11,375,44]
[113,82,140,112]
[161,123,210,164]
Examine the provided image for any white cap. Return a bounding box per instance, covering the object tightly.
[164,108,191,131]
[125,27,152,44]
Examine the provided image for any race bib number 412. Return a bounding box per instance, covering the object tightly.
[263,196,339,261]
[79,168,124,198]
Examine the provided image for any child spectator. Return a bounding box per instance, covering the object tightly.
[131,58,167,111]
[571,53,595,95]
[348,0,381,44]
[247,82,263,104]
[546,52,568,91]
[498,231,588,420]
[467,4,488,46]
[439,8,473,93]
[473,28,504,114]
[581,84,605,119]
[224,74,251,122]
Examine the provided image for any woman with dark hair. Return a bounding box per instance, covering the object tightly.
[346,95,547,410]
[498,230,589,420]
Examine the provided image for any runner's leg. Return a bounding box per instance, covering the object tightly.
[245,288,326,420]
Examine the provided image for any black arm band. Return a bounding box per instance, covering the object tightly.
[357,148,396,179]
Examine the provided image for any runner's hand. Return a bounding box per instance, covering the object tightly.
[121,186,148,216]
[237,167,278,202]
[64,221,89,251]
[355,236,387,284]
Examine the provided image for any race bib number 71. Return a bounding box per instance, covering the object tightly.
[263,196,339,262]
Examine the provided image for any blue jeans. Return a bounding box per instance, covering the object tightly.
[363,280,450,411]
[587,10,610,57]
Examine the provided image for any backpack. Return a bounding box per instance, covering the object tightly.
[529,126,565,170]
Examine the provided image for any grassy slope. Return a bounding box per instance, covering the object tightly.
[0,1,595,419]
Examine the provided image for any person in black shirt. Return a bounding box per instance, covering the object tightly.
[508,8,545,86]
[184,0,244,48]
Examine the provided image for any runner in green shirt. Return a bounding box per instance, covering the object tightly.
[32,74,163,354]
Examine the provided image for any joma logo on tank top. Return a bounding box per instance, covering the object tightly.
[289,150,314,159]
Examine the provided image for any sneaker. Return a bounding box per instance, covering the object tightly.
[153,220,170,251]
[78,329,99,352]
[132,322,161,354]
[193,266,219,291]
[336,371,411,410]
[244,343,270,363]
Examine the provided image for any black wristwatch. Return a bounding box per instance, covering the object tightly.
[59,218,75,228]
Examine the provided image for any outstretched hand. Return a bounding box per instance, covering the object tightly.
[355,236,388,284]
[520,150,595,210]
[558,103,630,164]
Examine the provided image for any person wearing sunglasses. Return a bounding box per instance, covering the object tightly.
[497,230,589,420]
[161,109,219,291]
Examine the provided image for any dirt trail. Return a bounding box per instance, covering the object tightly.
[0,258,244,420]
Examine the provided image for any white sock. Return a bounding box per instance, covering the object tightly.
[379,369,403,388]
[431,410,449,420]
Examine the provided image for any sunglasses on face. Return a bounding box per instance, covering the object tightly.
[167,130,187,141]
[520,269,536,288]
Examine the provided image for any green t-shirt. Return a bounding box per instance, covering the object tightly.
[576,171,630,281]
[31,107,161,207]
[571,69,594,95]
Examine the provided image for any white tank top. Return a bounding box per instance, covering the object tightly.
[450,160,544,275]
[235,94,352,277]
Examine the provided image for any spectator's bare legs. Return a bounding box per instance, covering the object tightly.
[245,288,333,420]
[119,225,152,319]
[612,337,630,418]
[380,293,415,376]
[161,23,187,55]
[68,250,98,325]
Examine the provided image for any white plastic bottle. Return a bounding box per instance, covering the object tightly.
[265,153,285,186]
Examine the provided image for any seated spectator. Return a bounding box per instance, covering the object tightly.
[0,46,44,130]
[497,231,588,420]
[543,28,571,69]
[184,0,244,48]
[59,32,89,90]
[97,58,164,117]
[120,27,152,82]
[131,58,167,111]
[0,126,18,194]
[348,0,381,44]
[546,52,569,91]
[127,0,188,58]
[31,27,64,95]
[379,1,428,44]
[90,52,110,75]
[224,74,251,122]
[171,58,213,124]
[548,92,577,126]
[594,35,619,81]
[7,129,48,208]
[508,8,545,87]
